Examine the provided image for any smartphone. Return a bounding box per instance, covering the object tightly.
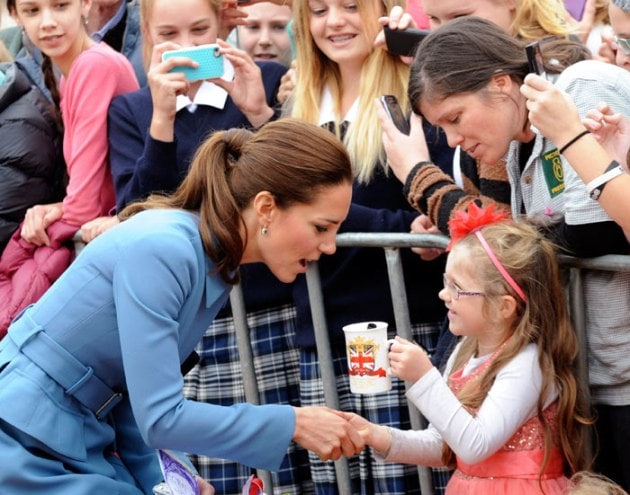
[525,41,547,79]
[380,95,410,135]
[384,26,431,57]
[162,44,224,81]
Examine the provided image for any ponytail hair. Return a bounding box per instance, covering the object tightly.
[119,118,353,284]
[41,54,63,132]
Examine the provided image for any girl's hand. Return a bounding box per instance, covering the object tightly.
[335,411,392,454]
[219,0,248,39]
[21,202,64,246]
[388,336,433,382]
[583,103,630,169]
[375,101,430,183]
[80,215,120,243]
[520,74,584,146]
[375,5,417,64]
[277,60,297,105]
[211,40,273,127]
[147,42,192,140]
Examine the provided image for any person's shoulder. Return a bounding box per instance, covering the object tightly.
[110,84,151,110]
[556,59,629,89]
[116,210,201,251]
[74,42,135,75]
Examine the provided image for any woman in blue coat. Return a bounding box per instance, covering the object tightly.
[0,118,362,494]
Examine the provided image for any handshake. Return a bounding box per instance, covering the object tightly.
[292,406,389,461]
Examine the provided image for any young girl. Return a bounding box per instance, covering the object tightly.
[347,204,590,494]
[0,0,138,334]
[8,0,138,245]
[287,0,453,492]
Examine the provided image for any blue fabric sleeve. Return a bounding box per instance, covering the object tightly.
[112,229,295,471]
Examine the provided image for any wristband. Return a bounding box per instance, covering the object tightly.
[559,130,590,155]
[586,160,624,200]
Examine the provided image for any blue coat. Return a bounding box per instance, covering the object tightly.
[0,209,295,494]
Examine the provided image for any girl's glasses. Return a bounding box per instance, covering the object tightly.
[614,36,630,56]
[442,274,486,301]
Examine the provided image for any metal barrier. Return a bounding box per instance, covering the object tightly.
[231,232,630,495]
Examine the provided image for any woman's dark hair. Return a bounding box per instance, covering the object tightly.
[120,118,353,284]
[408,16,588,113]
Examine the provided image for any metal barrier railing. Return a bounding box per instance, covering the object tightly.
[75,230,630,493]
[231,232,630,495]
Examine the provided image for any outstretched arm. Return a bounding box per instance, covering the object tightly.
[521,74,630,235]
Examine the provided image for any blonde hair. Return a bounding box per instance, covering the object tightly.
[567,471,628,494]
[443,221,591,479]
[512,0,577,41]
[139,0,222,70]
[289,0,410,183]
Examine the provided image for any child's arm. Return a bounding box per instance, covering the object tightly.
[390,344,548,465]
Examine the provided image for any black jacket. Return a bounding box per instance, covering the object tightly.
[0,61,64,252]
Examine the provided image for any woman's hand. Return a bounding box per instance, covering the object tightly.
[388,336,433,382]
[521,74,585,147]
[375,102,431,183]
[293,406,365,461]
[21,202,64,246]
[211,40,274,127]
[410,214,444,260]
[147,42,193,142]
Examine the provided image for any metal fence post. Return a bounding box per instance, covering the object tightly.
[230,284,274,493]
[305,262,353,495]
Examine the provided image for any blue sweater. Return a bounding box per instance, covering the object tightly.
[107,62,291,312]
[293,122,453,348]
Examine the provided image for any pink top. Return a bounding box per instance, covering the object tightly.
[59,42,139,226]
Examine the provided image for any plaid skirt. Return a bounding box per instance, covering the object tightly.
[300,320,451,495]
[184,304,313,495]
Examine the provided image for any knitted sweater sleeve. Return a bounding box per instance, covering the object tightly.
[403,152,511,235]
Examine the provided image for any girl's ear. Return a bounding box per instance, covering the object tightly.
[81,0,93,22]
[498,294,518,321]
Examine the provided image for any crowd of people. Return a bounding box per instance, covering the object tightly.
[0,0,629,494]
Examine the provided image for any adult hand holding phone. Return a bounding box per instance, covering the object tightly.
[375,100,431,184]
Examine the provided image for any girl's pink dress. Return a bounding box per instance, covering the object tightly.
[445,353,569,495]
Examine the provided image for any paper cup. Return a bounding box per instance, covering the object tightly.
[342,321,392,394]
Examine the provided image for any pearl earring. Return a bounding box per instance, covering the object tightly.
[261,225,268,236]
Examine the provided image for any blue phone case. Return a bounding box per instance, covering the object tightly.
[162,44,224,81]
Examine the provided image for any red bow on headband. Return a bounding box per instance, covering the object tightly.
[447,202,508,251]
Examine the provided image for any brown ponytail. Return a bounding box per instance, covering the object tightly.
[120,118,353,284]
[41,54,63,133]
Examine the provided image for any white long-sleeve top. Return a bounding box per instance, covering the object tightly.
[381,342,557,466]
